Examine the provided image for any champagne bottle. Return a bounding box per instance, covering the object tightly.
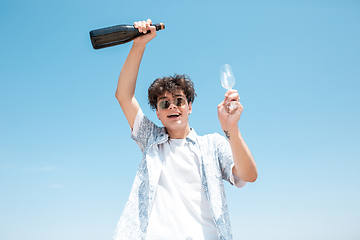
[89,23,165,49]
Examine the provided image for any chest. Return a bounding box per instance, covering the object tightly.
[158,140,201,189]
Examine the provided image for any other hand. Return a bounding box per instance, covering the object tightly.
[217,89,243,129]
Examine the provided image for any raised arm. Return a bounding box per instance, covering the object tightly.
[115,19,156,129]
[217,89,258,182]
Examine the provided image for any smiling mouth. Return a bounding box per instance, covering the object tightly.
[167,113,180,118]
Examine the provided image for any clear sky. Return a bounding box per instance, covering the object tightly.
[1,0,359,239]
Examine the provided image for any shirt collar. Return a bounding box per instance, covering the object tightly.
[156,127,197,145]
[185,128,197,145]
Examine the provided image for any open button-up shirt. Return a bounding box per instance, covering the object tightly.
[114,111,245,240]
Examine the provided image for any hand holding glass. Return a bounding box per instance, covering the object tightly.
[220,64,241,114]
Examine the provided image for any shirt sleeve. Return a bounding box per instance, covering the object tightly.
[132,109,145,139]
[131,109,164,154]
[131,109,153,153]
[229,164,247,188]
[216,133,247,188]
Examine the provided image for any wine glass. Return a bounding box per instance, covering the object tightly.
[220,64,241,114]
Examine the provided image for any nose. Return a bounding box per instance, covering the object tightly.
[168,101,177,109]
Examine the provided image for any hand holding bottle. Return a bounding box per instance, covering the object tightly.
[133,19,157,45]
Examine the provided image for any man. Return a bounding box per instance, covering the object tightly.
[114,19,257,240]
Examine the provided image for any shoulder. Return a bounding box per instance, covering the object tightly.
[197,132,226,143]
[195,132,229,151]
[132,111,167,150]
[136,111,164,134]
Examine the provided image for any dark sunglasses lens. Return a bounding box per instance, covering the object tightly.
[159,98,185,109]
[159,100,170,109]
[175,98,186,107]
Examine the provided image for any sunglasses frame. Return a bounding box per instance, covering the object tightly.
[157,96,187,110]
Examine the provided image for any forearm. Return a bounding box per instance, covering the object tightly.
[114,20,156,129]
[115,42,146,102]
[224,126,258,182]
[115,42,147,128]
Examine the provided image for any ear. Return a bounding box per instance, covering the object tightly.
[188,102,192,115]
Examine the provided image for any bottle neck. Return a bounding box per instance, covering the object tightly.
[154,23,165,31]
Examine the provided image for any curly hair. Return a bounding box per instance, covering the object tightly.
[148,74,196,110]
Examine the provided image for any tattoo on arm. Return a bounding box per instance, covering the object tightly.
[223,130,231,140]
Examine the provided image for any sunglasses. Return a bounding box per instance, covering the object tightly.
[158,97,187,110]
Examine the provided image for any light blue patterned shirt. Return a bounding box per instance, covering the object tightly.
[114,111,245,240]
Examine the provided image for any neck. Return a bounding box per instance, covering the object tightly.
[166,125,191,139]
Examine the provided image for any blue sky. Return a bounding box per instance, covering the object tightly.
[1,0,359,239]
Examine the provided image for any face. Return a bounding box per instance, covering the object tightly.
[156,90,192,135]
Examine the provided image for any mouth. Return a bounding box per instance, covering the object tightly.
[167,113,181,119]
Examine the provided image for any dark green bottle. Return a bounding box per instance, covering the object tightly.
[90,23,165,49]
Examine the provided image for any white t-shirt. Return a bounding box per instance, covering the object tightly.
[146,138,218,240]
[132,110,244,239]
